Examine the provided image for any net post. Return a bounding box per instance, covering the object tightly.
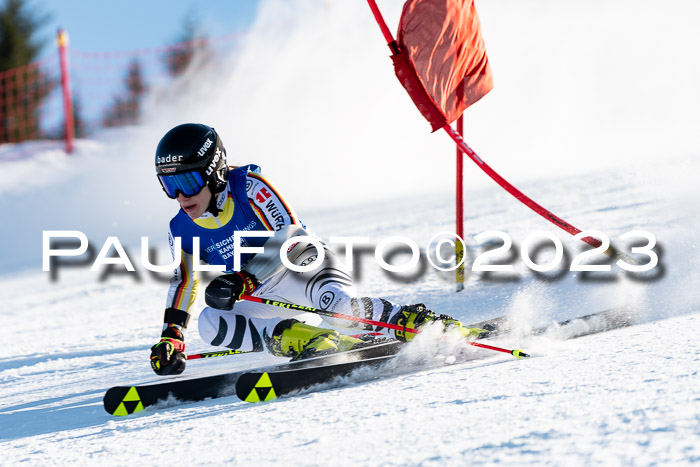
[57,28,75,154]
[456,115,465,292]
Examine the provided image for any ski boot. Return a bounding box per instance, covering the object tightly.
[390,304,488,342]
[265,319,366,361]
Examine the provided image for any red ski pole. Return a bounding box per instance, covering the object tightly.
[188,349,251,360]
[188,333,383,360]
[241,294,529,358]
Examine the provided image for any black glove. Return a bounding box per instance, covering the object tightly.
[205,271,259,310]
[150,324,187,375]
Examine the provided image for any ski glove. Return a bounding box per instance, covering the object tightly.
[150,324,187,376]
[205,271,259,310]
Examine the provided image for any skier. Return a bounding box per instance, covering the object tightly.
[150,123,484,375]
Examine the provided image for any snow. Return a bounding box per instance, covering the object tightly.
[2,310,699,464]
[2,0,700,464]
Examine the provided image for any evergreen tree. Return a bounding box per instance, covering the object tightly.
[0,0,53,143]
[102,58,147,128]
[72,96,87,138]
[163,15,211,77]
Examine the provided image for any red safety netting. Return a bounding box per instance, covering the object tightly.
[0,33,242,157]
[0,55,59,144]
[393,0,493,132]
[69,34,241,134]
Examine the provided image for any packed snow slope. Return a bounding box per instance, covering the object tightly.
[1,152,698,464]
[1,0,700,465]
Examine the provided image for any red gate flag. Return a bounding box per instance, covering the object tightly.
[393,0,493,131]
[368,0,635,262]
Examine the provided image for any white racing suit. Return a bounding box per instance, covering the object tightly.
[164,165,404,353]
[198,238,402,352]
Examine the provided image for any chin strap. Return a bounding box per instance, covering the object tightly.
[206,195,221,216]
[205,164,230,216]
[205,182,227,217]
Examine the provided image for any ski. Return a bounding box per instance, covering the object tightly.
[104,308,636,415]
[103,372,245,416]
[235,342,491,404]
[469,306,635,340]
[103,340,404,416]
[235,308,637,404]
[235,354,397,403]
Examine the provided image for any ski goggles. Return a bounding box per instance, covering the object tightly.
[158,170,206,199]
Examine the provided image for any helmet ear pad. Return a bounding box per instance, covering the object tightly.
[211,165,229,193]
[204,146,229,215]
[208,142,229,194]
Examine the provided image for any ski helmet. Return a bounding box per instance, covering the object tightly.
[155,123,228,199]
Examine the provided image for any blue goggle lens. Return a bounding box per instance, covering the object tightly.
[158,171,206,198]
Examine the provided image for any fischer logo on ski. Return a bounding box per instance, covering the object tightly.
[242,373,278,402]
[106,386,144,416]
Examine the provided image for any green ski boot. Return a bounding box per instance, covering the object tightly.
[265,319,365,360]
[390,304,488,342]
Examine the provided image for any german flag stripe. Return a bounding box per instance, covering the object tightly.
[249,200,274,231]
[172,255,189,310]
[248,173,298,224]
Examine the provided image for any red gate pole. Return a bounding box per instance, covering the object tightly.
[455,115,465,292]
[57,28,74,154]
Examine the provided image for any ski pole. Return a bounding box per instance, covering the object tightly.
[188,349,251,360]
[187,332,384,360]
[240,295,529,358]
